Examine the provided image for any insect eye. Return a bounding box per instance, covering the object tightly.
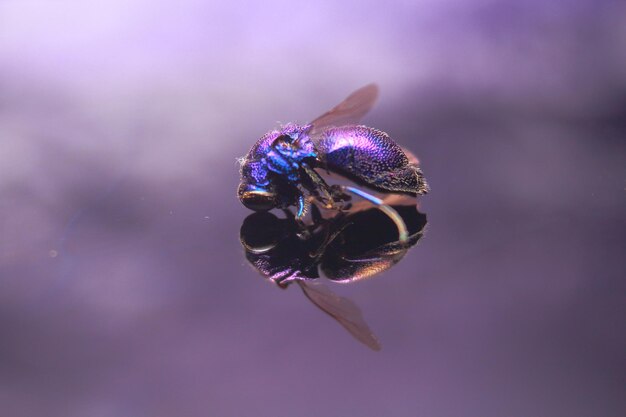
[238,183,277,211]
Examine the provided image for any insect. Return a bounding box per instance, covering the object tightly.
[237,84,429,240]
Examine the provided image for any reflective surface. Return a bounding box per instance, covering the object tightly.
[240,203,427,350]
[1,1,625,416]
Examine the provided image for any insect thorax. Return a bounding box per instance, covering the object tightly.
[264,124,317,180]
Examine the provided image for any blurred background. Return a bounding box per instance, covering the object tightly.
[1,1,625,416]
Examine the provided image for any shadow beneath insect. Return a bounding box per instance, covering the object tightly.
[239,201,427,351]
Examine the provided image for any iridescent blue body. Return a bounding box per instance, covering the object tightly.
[239,123,315,188]
[238,85,428,217]
[318,125,428,194]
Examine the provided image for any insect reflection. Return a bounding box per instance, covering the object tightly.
[237,84,429,237]
[240,201,427,351]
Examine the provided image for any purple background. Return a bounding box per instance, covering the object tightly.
[1,1,625,416]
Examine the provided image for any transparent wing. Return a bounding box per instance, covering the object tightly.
[309,84,379,137]
[298,281,381,351]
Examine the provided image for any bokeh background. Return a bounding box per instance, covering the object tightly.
[1,1,625,416]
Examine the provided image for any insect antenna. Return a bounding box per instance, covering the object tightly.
[343,186,409,243]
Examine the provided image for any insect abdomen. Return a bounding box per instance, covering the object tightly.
[318,126,429,195]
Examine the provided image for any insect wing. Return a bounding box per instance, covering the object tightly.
[298,281,381,351]
[309,84,379,137]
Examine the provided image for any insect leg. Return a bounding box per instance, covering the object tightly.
[279,191,312,238]
[343,186,409,243]
[300,163,336,209]
[295,193,310,219]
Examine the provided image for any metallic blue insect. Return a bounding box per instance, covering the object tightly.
[238,84,429,232]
